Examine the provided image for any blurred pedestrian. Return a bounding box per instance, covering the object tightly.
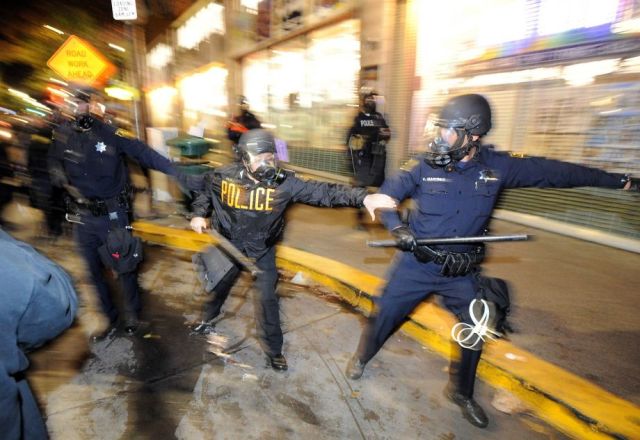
[345,93,637,428]
[185,129,396,371]
[346,91,391,229]
[0,228,78,440]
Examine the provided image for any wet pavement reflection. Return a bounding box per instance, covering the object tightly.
[22,238,565,439]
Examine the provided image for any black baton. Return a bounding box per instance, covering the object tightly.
[367,234,529,248]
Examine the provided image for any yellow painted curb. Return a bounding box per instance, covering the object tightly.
[132,221,640,440]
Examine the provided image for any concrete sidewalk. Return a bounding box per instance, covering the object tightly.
[138,203,640,440]
[4,193,639,438]
[153,202,640,404]
[281,204,640,405]
[17,233,561,439]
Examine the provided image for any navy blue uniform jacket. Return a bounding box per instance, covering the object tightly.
[379,147,626,247]
[49,119,177,199]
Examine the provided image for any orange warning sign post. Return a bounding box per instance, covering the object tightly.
[47,35,117,86]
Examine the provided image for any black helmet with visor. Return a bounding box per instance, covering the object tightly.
[237,129,281,183]
[423,94,492,170]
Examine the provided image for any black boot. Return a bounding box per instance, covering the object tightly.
[444,384,489,428]
[345,355,366,380]
[268,354,288,371]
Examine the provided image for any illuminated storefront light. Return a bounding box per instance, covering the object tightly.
[178,66,228,116]
[612,17,640,34]
[476,0,533,48]
[148,86,177,125]
[537,0,618,36]
[243,54,270,113]
[307,33,359,103]
[619,55,640,73]
[105,86,135,101]
[464,67,562,87]
[269,49,306,110]
[177,3,225,50]
[562,59,619,87]
[241,0,259,13]
[147,44,174,69]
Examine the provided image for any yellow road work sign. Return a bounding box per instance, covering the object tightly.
[47,35,116,86]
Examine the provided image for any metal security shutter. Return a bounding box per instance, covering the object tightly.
[497,187,640,239]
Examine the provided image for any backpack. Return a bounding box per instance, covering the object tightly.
[475,275,513,335]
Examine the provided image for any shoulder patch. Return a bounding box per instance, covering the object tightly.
[508,151,528,158]
[400,158,420,172]
[30,134,51,144]
[115,128,134,139]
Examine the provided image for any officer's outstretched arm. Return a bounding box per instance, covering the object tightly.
[190,217,207,234]
[363,193,396,221]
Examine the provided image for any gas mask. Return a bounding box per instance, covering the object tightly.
[73,101,94,132]
[238,129,287,185]
[243,151,285,184]
[363,97,376,114]
[422,114,479,171]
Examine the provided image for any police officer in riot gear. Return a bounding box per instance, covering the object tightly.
[346,93,636,428]
[187,128,396,371]
[49,89,180,340]
[346,91,391,228]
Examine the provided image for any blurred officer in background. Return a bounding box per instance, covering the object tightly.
[48,88,180,340]
[186,128,396,371]
[27,109,65,240]
[345,93,637,428]
[0,228,78,440]
[227,95,262,159]
[346,91,391,229]
[0,137,14,227]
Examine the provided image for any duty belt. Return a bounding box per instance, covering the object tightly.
[415,245,485,277]
[80,189,131,217]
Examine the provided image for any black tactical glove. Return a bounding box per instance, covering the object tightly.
[391,226,416,252]
[414,245,442,263]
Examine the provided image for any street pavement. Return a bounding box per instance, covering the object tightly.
[282,203,640,406]
[2,196,570,439]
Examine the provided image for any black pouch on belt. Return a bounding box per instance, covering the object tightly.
[97,200,143,274]
[192,246,235,293]
[98,227,143,274]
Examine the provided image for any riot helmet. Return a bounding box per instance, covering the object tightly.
[423,94,492,170]
[237,129,280,183]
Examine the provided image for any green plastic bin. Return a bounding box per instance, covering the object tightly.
[167,135,211,158]
[176,164,211,175]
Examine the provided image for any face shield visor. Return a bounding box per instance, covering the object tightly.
[422,114,472,169]
[244,151,278,182]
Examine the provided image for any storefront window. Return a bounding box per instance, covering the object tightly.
[146,86,177,127]
[410,0,639,176]
[242,19,360,174]
[177,65,228,136]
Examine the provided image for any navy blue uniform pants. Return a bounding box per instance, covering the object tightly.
[356,252,482,397]
[74,209,140,324]
[203,246,282,357]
